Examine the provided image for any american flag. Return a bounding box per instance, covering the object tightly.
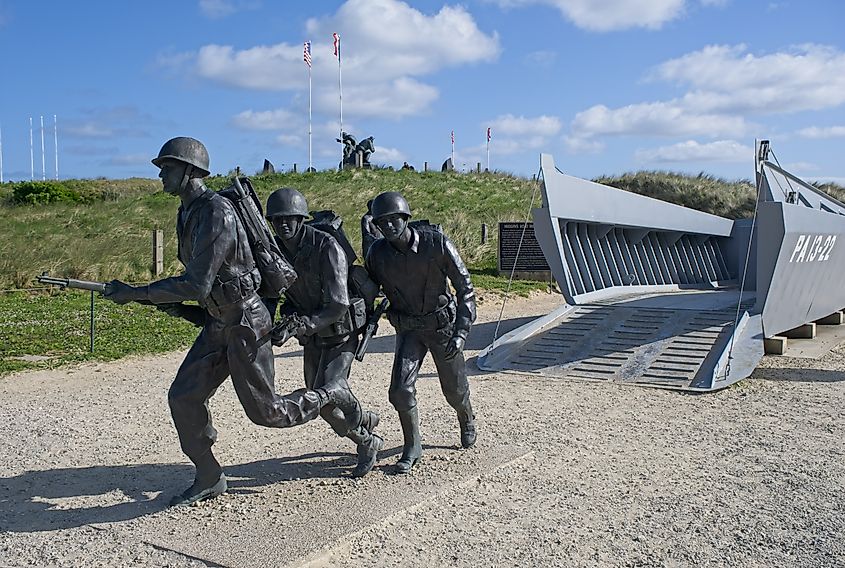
[451,130,455,144]
[303,41,312,68]
[333,32,340,58]
[487,127,491,142]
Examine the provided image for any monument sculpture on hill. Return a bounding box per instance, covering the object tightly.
[337,132,376,169]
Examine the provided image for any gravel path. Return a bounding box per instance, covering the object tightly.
[1,291,843,567]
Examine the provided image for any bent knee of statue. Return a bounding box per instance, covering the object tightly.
[389,387,416,412]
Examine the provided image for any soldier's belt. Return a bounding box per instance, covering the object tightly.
[387,304,453,332]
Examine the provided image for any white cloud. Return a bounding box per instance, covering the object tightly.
[196,44,307,91]
[784,162,817,173]
[490,0,686,31]
[571,102,750,138]
[232,109,299,130]
[654,44,845,114]
[563,136,604,154]
[491,114,562,137]
[198,0,259,19]
[634,140,753,163]
[316,77,439,119]
[482,114,562,155]
[370,145,405,162]
[797,126,845,139]
[190,0,499,119]
[566,43,845,151]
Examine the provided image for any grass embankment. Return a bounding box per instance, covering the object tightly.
[2,168,842,376]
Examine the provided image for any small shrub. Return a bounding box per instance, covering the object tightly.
[12,181,81,205]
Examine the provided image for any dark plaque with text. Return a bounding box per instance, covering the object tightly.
[498,222,550,272]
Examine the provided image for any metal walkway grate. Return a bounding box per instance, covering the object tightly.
[506,304,744,389]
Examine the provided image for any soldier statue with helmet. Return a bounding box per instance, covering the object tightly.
[103,137,369,506]
[364,191,478,473]
[263,187,383,478]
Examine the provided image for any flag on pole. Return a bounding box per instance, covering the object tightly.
[451,130,455,144]
[303,41,312,68]
[487,127,492,142]
[333,32,340,58]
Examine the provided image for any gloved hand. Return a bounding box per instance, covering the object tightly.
[444,335,466,360]
[103,280,142,305]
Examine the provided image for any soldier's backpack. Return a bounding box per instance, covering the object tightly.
[307,210,376,330]
[217,176,296,298]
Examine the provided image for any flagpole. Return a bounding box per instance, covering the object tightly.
[29,117,34,180]
[40,115,46,181]
[486,127,490,172]
[451,130,455,168]
[334,33,343,170]
[54,114,59,180]
[0,123,4,183]
[308,60,312,171]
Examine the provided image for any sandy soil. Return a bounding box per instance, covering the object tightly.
[0,291,843,568]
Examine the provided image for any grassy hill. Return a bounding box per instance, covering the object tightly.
[1,168,843,291]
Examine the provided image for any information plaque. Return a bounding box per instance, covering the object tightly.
[498,222,550,272]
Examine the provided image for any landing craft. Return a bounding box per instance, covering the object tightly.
[478,141,845,391]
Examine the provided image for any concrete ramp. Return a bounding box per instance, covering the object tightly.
[479,290,761,391]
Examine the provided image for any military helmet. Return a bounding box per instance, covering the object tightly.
[151,137,210,177]
[370,191,411,220]
[266,187,309,218]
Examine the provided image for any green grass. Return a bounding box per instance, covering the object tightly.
[0,290,198,375]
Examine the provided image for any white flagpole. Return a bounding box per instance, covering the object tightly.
[40,115,46,181]
[0,123,4,183]
[29,117,34,180]
[451,131,455,167]
[335,33,343,169]
[308,53,313,172]
[487,128,490,172]
[54,114,59,180]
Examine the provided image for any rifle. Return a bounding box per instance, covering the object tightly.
[354,298,389,362]
[36,272,199,324]
[37,273,107,293]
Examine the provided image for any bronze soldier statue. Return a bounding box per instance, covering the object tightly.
[103,137,367,505]
[365,191,477,473]
[263,188,383,477]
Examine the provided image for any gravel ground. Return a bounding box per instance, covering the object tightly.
[0,291,843,568]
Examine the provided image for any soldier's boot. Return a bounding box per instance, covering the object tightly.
[170,451,227,507]
[347,421,384,478]
[395,407,423,474]
[457,402,477,449]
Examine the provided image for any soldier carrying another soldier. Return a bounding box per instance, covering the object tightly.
[263,188,383,478]
[103,137,368,506]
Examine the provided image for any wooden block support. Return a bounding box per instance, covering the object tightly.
[152,229,164,277]
[783,323,816,339]
[764,336,788,355]
[815,311,844,325]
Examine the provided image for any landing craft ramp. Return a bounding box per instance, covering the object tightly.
[479,143,845,391]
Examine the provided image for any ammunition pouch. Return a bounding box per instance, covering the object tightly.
[317,297,368,339]
[387,300,455,332]
[205,268,261,318]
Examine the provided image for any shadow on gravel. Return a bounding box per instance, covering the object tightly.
[0,450,390,533]
[754,367,845,383]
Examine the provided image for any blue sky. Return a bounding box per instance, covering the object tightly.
[0,0,843,183]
